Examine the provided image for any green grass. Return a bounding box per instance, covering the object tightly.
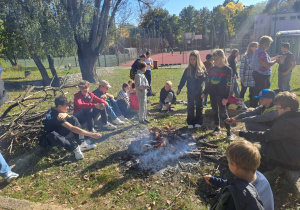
[0,64,300,209]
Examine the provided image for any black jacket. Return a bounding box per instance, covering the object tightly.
[240,111,300,170]
[159,87,176,104]
[211,178,264,210]
[130,59,140,80]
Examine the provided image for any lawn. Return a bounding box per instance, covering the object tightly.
[0,64,299,209]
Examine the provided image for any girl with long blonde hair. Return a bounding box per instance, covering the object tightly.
[202,49,233,139]
[177,50,206,129]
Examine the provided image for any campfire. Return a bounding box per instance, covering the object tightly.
[123,122,224,174]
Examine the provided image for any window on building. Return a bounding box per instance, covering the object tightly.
[297,15,300,19]
[290,16,296,20]
[279,16,285,20]
[272,17,278,21]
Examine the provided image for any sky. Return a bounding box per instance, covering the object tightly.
[162,0,265,15]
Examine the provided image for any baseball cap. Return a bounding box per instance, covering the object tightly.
[99,80,111,88]
[254,89,276,99]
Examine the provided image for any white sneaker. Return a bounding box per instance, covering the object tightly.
[74,146,84,160]
[103,122,117,130]
[85,139,92,145]
[112,118,125,125]
[119,115,128,121]
[90,128,97,133]
[80,141,97,152]
[188,125,194,129]
[162,105,167,110]
[195,124,201,128]
[241,102,247,110]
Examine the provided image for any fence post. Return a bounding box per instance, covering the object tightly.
[104,52,107,67]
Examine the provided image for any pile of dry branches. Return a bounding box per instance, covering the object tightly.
[0,80,70,153]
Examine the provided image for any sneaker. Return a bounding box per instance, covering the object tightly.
[74,146,84,160]
[80,141,97,152]
[195,124,201,128]
[144,119,150,124]
[188,125,194,129]
[112,118,125,125]
[139,120,148,125]
[240,102,247,110]
[103,122,117,130]
[90,128,97,133]
[119,115,128,121]
[211,127,221,136]
[226,131,236,141]
[85,139,92,145]
[5,172,19,182]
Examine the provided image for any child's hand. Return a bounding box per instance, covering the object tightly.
[101,94,107,100]
[57,113,70,121]
[201,94,206,99]
[176,90,180,95]
[224,118,232,124]
[89,132,102,139]
[222,99,228,105]
[203,175,212,185]
[146,85,150,89]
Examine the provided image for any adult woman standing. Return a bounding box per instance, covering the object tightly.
[252,36,279,107]
[239,42,258,108]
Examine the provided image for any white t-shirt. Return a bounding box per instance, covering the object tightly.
[145,58,153,71]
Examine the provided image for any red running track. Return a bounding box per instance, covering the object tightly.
[122,50,215,66]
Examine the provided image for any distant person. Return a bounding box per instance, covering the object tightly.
[277,43,296,92]
[135,61,150,124]
[0,152,19,182]
[130,54,146,80]
[116,83,130,116]
[252,36,279,107]
[225,89,278,131]
[158,81,176,111]
[239,42,258,108]
[203,54,214,106]
[203,140,274,210]
[177,50,206,129]
[40,95,101,160]
[128,80,135,94]
[202,49,233,140]
[228,49,240,98]
[129,83,139,110]
[145,51,155,96]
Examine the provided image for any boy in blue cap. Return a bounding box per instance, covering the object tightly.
[225,89,278,131]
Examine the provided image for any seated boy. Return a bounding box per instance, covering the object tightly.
[234,91,300,197]
[129,83,139,110]
[116,83,130,116]
[157,81,176,111]
[40,95,101,160]
[74,80,116,131]
[0,152,19,182]
[93,80,126,123]
[203,140,274,210]
[225,89,278,131]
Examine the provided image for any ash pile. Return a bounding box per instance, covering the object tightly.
[122,123,226,175]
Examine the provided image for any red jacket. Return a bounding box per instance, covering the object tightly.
[73,91,106,115]
[129,93,139,110]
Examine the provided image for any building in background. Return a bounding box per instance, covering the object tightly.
[254,10,300,41]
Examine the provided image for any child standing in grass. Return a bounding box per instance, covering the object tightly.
[177,50,206,129]
[202,49,233,140]
[135,61,150,124]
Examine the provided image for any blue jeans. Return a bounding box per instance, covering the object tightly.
[107,98,122,117]
[0,152,11,178]
[117,100,129,116]
[278,71,292,91]
[144,70,152,95]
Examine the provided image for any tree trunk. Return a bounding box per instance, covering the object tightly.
[77,46,99,83]
[47,53,60,87]
[30,51,51,85]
